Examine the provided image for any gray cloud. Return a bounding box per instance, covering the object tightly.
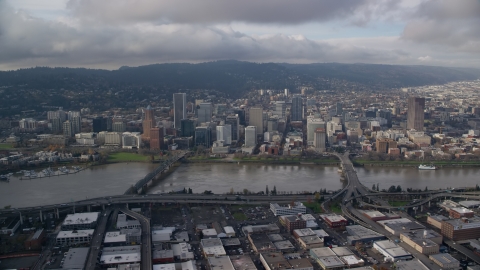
[401,0,480,53]
[66,0,392,25]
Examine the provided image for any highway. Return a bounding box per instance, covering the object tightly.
[122,209,152,270]
[85,209,112,270]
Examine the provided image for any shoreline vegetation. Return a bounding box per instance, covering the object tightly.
[352,158,480,167]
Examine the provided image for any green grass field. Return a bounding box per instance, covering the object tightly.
[232,212,248,221]
[0,144,13,149]
[389,201,409,207]
[107,152,149,162]
[330,202,343,214]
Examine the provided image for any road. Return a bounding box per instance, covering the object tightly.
[122,208,152,270]
[85,209,112,270]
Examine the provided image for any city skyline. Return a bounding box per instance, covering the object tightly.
[1,0,480,70]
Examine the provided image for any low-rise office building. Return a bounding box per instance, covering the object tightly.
[309,248,344,270]
[56,229,94,246]
[441,217,480,241]
[61,212,99,230]
[279,216,306,233]
[100,245,141,267]
[104,231,127,247]
[298,235,324,250]
[372,240,412,262]
[270,202,307,216]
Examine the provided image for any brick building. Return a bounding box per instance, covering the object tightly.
[279,216,307,233]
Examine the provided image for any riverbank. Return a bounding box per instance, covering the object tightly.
[353,159,480,168]
[185,157,340,165]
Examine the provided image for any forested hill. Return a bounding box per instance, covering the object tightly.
[1,61,479,94]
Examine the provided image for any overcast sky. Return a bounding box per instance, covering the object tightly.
[1,0,479,70]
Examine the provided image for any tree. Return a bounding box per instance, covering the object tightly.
[266,185,269,195]
[425,186,428,191]
[243,188,249,195]
[188,188,193,194]
[272,186,277,195]
[372,184,376,190]
[229,187,235,195]
[396,185,402,193]
[388,185,397,193]
[314,192,321,201]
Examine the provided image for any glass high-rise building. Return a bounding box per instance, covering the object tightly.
[291,95,303,121]
[173,93,187,129]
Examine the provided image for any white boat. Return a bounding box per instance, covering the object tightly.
[418,164,436,170]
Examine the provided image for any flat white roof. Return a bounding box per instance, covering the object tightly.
[300,214,316,221]
[63,212,99,226]
[153,263,176,270]
[104,231,126,243]
[294,228,316,237]
[100,245,141,265]
[57,229,94,239]
[395,259,429,270]
[341,255,364,265]
[311,247,336,258]
[203,228,218,236]
[459,200,480,208]
[332,247,354,256]
[450,207,474,214]
[362,210,386,218]
[224,226,235,234]
[313,229,329,238]
[320,214,347,223]
[318,256,344,267]
[63,247,89,269]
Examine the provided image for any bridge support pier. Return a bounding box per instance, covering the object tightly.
[102,204,105,210]
[56,208,59,219]
[39,210,43,223]
[87,205,91,212]
[421,205,423,212]
[428,200,431,207]
[19,212,23,225]
[126,203,129,209]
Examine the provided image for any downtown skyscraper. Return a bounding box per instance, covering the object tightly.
[407,97,425,131]
[291,95,303,121]
[173,93,186,129]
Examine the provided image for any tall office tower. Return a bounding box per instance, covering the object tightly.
[407,97,425,131]
[225,114,239,141]
[63,120,73,137]
[284,88,290,97]
[51,118,63,133]
[112,121,127,132]
[313,128,326,152]
[92,117,108,132]
[233,109,246,126]
[244,126,257,147]
[194,126,211,147]
[248,107,263,135]
[290,95,303,121]
[173,93,187,129]
[336,102,343,115]
[72,116,81,134]
[67,111,81,120]
[216,125,232,145]
[150,127,164,150]
[142,105,155,139]
[197,103,212,124]
[180,119,195,137]
[307,118,326,145]
[274,101,286,118]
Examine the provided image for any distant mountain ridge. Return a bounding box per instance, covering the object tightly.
[1,61,479,95]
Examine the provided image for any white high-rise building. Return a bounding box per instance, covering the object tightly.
[216,125,232,145]
[173,93,186,129]
[274,101,286,118]
[307,118,326,146]
[245,126,257,147]
[314,128,326,152]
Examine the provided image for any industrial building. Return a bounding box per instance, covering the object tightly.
[399,231,439,255]
[309,247,344,270]
[61,212,99,230]
[270,202,307,216]
[395,259,430,270]
[201,238,226,257]
[372,240,412,262]
[377,218,425,235]
[345,225,385,245]
[429,253,460,269]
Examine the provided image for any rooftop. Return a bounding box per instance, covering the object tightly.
[346,225,384,238]
[104,231,127,243]
[100,245,141,265]
[459,200,480,208]
[310,247,336,258]
[153,263,176,270]
[341,255,364,266]
[395,259,430,270]
[208,257,235,270]
[429,253,460,265]
[450,207,474,214]
[62,212,99,226]
[273,240,295,250]
[299,235,323,245]
[57,229,94,239]
[331,247,354,256]
[201,238,223,248]
[221,238,241,246]
[320,214,347,223]
[293,228,316,237]
[230,255,257,270]
[317,256,344,268]
[63,247,89,269]
[288,258,313,269]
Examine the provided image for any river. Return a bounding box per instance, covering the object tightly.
[2,162,479,208]
[0,163,157,208]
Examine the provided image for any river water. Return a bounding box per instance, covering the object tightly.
[147,163,345,195]
[0,163,157,208]
[1,162,479,208]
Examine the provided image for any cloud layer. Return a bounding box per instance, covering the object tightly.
[0,0,479,70]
